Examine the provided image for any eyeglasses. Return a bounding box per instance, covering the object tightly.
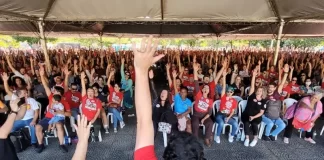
[227,91,234,94]
[71,88,77,90]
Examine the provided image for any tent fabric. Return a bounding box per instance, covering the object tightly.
[1,0,324,36]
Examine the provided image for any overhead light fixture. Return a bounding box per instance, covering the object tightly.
[145,16,150,19]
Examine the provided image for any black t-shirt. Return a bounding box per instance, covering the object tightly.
[0,138,19,160]
[98,85,108,96]
[242,93,267,123]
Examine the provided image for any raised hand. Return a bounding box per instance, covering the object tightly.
[132,36,164,72]
[283,64,289,73]
[73,115,91,143]
[39,65,45,76]
[1,72,8,81]
[166,63,170,70]
[172,70,178,78]
[193,62,199,71]
[80,72,86,80]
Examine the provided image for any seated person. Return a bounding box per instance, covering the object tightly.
[80,72,102,141]
[191,63,213,147]
[172,70,192,133]
[35,65,71,153]
[214,80,238,144]
[2,73,39,146]
[46,95,65,135]
[149,69,177,135]
[107,71,125,133]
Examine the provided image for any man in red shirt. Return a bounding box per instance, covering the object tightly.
[64,83,82,120]
[80,72,101,141]
[35,65,71,153]
[133,36,205,160]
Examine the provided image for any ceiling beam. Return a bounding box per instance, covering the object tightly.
[0,10,38,21]
[268,0,281,20]
[43,0,57,20]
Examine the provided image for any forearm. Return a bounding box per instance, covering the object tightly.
[135,69,153,150]
[32,110,39,122]
[0,113,17,138]
[72,141,88,160]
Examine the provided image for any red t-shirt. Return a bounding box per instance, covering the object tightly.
[64,91,82,108]
[194,91,213,113]
[280,86,291,100]
[130,69,136,83]
[268,70,278,79]
[45,94,71,119]
[187,83,195,94]
[258,75,269,86]
[321,82,324,89]
[81,95,102,121]
[288,83,300,95]
[182,73,190,87]
[219,95,238,114]
[200,82,216,100]
[134,145,157,160]
[108,86,124,106]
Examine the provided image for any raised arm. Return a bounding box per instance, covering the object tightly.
[172,70,179,94]
[80,72,86,97]
[120,58,126,80]
[221,70,227,97]
[149,69,158,103]
[214,59,228,85]
[39,65,51,97]
[166,63,172,88]
[63,66,71,93]
[1,73,13,97]
[107,70,114,89]
[249,67,258,96]
[230,64,238,84]
[133,36,164,151]
[277,64,289,94]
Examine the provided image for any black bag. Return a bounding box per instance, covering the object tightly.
[265,100,282,120]
[10,129,31,153]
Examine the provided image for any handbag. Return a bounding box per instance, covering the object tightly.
[158,112,172,134]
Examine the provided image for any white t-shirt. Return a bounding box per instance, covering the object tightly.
[11,94,39,120]
[50,103,65,118]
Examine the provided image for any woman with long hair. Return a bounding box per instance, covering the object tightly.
[120,58,133,109]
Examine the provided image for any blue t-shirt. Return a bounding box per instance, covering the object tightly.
[174,93,192,114]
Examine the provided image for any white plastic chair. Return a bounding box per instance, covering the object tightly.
[258,122,278,140]
[313,86,321,92]
[79,104,102,142]
[237,100,248,141]
[232,96,243,103]
[245,87,250,96]
[107,100,123,127]
[320,125,324,136]
[171,103,174,111]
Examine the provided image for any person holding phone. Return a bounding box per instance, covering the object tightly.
[2,72,40,147]
[0,98,27,160]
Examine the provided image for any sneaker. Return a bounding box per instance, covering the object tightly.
[262,135,271,141]
[120,122,125,129]
[283,137,289,144]
[269,135,276,141]
[59,145,68,153]
[36,144,45,153]
[31,143,38,148]
[114,128,117,133]
[228,136,234,143]
[304,138,316,144]
[250,139,258,147]
[215,136,220,144]
[244,139,250,147]
[105,128,109,134]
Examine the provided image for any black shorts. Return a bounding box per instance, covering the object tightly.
[38,118,64,130]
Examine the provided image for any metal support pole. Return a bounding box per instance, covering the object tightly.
[270,39,274,49]
[38,21,51,72]
[99,32,103,51]
[273,20,284,66]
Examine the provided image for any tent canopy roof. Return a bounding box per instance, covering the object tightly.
[1,0,324,37]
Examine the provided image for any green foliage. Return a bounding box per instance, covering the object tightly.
[283,38,324,48]
[0,35,20,48]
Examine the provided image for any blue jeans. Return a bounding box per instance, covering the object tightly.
[108,108,123,129]
[11,118,36,144]
[71,108,79,120]
[215,113,238,136]
[262,115,286,136]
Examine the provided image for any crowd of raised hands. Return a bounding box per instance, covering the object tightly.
[1,37,324,160]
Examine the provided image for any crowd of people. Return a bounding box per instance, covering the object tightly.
[0,37,324,159]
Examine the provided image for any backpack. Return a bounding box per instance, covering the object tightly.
[9,129,31,153]
[265,100,282,120]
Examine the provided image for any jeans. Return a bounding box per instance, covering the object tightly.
[215,114,238,136]
[262,116,286,136]
[11,118,36,144]
[71,108,80,120]
[108,108,123,129]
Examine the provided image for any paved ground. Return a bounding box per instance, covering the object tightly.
[17,113,324,160]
